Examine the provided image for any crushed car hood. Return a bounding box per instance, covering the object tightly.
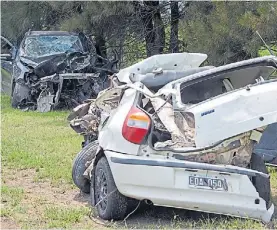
[20,53,67,65]
[19,52,92,78]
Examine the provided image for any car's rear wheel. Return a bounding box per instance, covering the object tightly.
[72,141,99,193]
[93,157,128,220]
[250,153,272,209]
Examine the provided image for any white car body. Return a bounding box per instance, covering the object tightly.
[77,53,277,223]
[183,81,277,147]
[105,150,274,223]
[116,52,208,83]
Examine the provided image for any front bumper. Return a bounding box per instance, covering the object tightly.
[39,72,100,82]
[105,150,274,223]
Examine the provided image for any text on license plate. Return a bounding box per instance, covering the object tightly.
[189,176,227,191]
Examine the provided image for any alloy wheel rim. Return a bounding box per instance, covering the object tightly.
[96,168,108,211]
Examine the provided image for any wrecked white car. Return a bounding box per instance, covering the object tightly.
[69,53,277,223]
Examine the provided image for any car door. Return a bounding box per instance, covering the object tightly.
[1,36,16,95]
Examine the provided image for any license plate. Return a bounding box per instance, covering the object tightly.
[189,176,227,191]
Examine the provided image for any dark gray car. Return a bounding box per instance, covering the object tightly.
[1,31,118,112]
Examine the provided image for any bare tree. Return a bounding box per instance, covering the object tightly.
[169,1,179,53]
[134,1,165,57]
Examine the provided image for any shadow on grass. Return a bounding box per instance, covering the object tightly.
[71,191,268,228]
[120,204,230,228]
[73,191,91,206]
[72,192,227,228]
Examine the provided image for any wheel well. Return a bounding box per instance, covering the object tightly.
[11,79,15,96]
[94,147,105,167]
[90,147,105,206]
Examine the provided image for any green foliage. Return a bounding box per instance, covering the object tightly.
[258,46,277,78]
[120,33,147,68]
[179,1,277,65]
[1,1,277,69]
[1,1,53,43]
[258,46,277,56]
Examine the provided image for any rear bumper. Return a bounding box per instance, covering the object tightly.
[104,150,274,223]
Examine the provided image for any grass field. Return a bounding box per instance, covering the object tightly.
[1,68,12,95]
[1,94,276,229]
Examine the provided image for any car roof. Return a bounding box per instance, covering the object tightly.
[167,55,277,87]
[26,31,79,36]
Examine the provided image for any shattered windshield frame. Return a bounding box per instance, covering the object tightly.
[173,62,277,110]
[21,35,84,58]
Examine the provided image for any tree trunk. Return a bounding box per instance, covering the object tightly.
[152,2,165,55]
[140,3,155,57]
[169,1,179,53]
[95,34,107,61]
[134,1,165,57]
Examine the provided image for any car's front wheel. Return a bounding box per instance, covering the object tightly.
[11,82,31,108]
[93,157,129,220]
[72,141,99,193]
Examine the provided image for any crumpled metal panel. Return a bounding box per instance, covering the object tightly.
[68,101,101,136]
[150,97,195,147]
[153,131,253,167]
[37,91,54,112]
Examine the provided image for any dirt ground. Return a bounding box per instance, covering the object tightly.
[1,217,20,230]
[2,169,88,208]
[1,168,93,229]
[1,168,276,229]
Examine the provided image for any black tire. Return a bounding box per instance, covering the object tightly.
[250,153,271,209]
[11,82,30,108]
[126,198,140,214]
[72,140,99,193]
[11,80,15,97]
[93,157,128,220]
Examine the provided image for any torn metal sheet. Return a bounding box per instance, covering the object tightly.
[37,91,54,112]
[150,96,195,148]
[149,132,253,167]
[95,87,122,113]
[69,101,101,136]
